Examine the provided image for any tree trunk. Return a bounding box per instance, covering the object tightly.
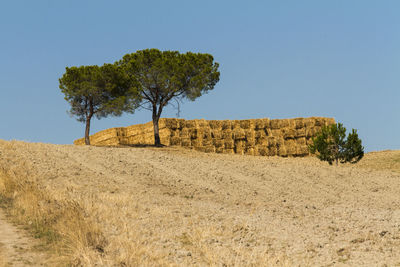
[85,116,91,145]
[153,118,161,147]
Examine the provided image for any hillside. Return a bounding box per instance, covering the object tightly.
[0,140,400,266]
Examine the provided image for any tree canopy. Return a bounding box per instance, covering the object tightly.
[59,64,139,145]
[309,123,364,165]
[118,49,220,146]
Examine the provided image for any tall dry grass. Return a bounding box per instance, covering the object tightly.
[0,162,106,266]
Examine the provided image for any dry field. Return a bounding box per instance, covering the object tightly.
[0,140,400,266]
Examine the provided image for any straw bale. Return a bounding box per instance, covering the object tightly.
[294,118,305,129]
[235,140,245,149]
[271,129,282,137]
[196,146,215,153]
[257,145,269,156]
[170,136,181,146]
[296,137,307,146]
[221,120,232,130]
[268,146,278,156]
[235,146,245,155]
[231,120,241,129]
[185,120,197,128]
[191,139,202,148]
[245,130,255,140]
[216,147,224,153]
[267,136,276,147]
[190,129,200,139]
[295,128,306,138]
[275,137,285,147]
[179,128,190,138]
[233,128,246,140]
[283,128,296,140]
[254,119,264,130]
[296,145,309,156]
[214,139,224,148]
[240,120,252,129]
[181,138,191,147]
[305,128,316,138]
[256,137,268,146]
[245,147,255,156]
[224,148,235,154]
[202,139,213,147]
[255,130,267,139]
[202,128,212,139]
[270,119,280,129]
[246,138,255,147]
[209,120,222,129]
[278,146,288,157]
[211,130,223,139]
[164,118,179,129]
[224,139,234,149]
[197,119,208,128]
[222,129,233,139]
[306,138,314,146]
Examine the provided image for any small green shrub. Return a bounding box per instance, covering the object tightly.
[309,123,364,165]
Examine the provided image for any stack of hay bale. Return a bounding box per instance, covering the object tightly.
[74,117,335,157]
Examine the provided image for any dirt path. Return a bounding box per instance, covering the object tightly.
[0,209,47,267]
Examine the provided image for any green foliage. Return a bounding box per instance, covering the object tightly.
[59,64,139,122]
[59,64,140,144]
[117,49,220,146]
[309,123,364,165]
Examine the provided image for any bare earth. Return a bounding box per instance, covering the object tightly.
[0,209,47,267]
[0,140,400,266]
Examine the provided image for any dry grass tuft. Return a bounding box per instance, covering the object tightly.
[0,161,106,266]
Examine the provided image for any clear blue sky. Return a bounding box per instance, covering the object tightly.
[1,1,399,152]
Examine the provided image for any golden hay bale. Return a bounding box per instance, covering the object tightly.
[215,147,224,153]
[295,128,306,138]
[254,120,264,130]
[245,147,255,156]
[221,120,232,130]
[202,128,212,139]
[211,129,223,139]
[267,136,276,147]
[233,128,246,140]
[271,129,282,137]
[235,146,245,155]
[181,138,191,147]
[283,128,296,140]
[231,120,241,129]
[214,139,224,148]
[294,118,305,129]
[278,146,288,157]
[202,139,213,147]
[296,145,310,156]
[240,120,253,129]
[245,129,255,139]
[256,137,268,146]
[191,139,202,148]
[305,128,316,138]
[224,139,234,149]
[170,136,181,146]
[222,129,233,139]
[268,146,278,156]
[185,120,197,128]
[209,120,222,129]
[224,148,235,154]
[179,128,190,138]
[255,130,267,139]
[164,118,179,129]
[296,137,307,146]
[270,119,280,129]
[256,145,269,156]
[246,138,256,147]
